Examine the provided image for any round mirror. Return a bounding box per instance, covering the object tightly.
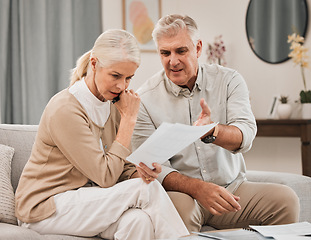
[246,0,308,64]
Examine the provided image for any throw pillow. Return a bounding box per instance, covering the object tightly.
[0,144,17,225]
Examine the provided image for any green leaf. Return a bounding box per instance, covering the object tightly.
[300,90,311,103]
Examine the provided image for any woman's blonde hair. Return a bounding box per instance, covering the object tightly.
[152,14,200,48]
[70,29,141,86]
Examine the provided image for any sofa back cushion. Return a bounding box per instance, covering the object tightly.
[0,124,38,192]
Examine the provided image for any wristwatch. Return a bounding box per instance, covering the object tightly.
[201,125,219,144]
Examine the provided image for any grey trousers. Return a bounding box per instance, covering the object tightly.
[168,181,300,232]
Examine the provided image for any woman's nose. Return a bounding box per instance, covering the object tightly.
[116,79,126,91]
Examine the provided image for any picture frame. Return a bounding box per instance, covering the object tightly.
[122,0,161,52]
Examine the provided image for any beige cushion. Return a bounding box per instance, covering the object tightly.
[0,144,17,225]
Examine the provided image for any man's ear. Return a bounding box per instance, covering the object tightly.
[196,40,203,58]
[90,57,97,71]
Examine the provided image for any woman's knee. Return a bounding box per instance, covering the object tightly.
[100,209,154,240]
[125,208,152,224]
[117,209,154,239]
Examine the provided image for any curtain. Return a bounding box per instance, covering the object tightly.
[0,0,102,124]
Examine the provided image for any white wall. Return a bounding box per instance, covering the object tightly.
[102,0,311,175]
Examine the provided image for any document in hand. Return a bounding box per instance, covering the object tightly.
[127,122,217,169]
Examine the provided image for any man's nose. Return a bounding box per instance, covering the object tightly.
[169,53,180,66]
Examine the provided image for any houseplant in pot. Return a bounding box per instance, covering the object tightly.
[277,95,292,119]
[288,33,311,118]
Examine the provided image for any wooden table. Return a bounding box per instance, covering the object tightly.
[256,119,311,177]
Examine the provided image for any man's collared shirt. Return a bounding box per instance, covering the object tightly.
[132,64,257,193]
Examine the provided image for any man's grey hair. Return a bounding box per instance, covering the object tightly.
[152,14,200,48]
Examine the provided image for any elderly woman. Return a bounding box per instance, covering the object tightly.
[15,29,189,240]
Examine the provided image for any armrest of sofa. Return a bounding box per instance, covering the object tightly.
[246,170,311,223]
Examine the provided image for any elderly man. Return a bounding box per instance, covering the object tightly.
[132,14,299,232]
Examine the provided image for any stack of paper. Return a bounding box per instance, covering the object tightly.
[192,229,266,240]
[189,222,311,240]
[250,222,311,239]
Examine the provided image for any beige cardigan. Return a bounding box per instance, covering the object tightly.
[15,89,136,223]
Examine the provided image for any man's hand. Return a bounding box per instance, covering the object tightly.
[194,181,241,216]
[193,98,212,126]
[192,98,243,150]
[163,172,241,216]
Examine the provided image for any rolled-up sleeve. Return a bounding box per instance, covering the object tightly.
[157,163,178,184]
[226,72,257,153]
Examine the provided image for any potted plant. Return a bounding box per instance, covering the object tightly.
[288,33,311,118]
[277,95,292,119]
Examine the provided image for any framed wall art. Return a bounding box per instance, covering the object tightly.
[122,0,161,52]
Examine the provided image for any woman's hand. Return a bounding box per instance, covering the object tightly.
[114,89,140,121]
[113,89,140,149]
[135,162,162,184]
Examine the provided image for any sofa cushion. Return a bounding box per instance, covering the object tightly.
[0,144,17,225]
[0,223,102,240]
[0,124,38,192]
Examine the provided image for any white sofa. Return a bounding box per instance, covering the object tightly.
[0,124,310,239]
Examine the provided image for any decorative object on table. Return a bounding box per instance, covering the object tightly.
[288,33,311,118]
[206,35,226,66]
[277,95,292,119]
[267,95,279,119]
[301,102,311,118]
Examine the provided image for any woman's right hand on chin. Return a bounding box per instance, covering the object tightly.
[114,89,140,120]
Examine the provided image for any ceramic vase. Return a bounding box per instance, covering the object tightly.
[277,103,292,119]
[301,103,311,119]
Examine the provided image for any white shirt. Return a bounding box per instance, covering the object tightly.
[69,78,111,128]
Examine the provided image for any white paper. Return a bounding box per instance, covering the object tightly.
[193,229,267,240]
[272,235,311,240]
[250,222,311,238]
[127,122,217,169]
